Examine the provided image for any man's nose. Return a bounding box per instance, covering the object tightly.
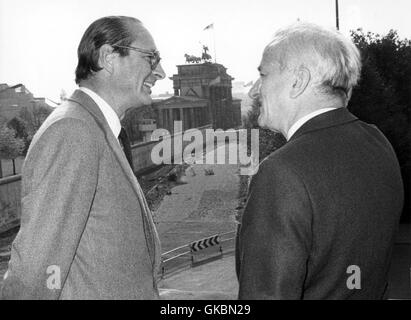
[248,79,261,100]
[153,63,166,80]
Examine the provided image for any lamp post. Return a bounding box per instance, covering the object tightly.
[335,0,340,30]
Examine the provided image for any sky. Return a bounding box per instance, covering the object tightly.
[1,0,410,102]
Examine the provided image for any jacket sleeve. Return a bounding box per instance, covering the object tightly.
[1,118,99,299]
[237,158,312,300]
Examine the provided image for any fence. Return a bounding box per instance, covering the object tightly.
[0,175,21,233]
[159,230,236,279]
[0,157,24,178]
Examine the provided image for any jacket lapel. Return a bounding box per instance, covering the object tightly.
[289,107,359,142]
[67,90,161,278]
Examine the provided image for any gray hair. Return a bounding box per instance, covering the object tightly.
[265,22,361,100]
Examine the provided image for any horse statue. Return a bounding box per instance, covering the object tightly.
[184,53,202,64]
[202,52,212,62]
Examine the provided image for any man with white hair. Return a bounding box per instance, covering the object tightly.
[236,23,404,299]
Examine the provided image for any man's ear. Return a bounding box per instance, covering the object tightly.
[345,88,353,106]
[290,67,311,99]
[98,44,116,75]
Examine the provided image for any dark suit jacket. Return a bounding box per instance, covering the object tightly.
[236,108,404,300]
[1,90,161,299]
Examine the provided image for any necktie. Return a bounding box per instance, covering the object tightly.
[118,127,134,170]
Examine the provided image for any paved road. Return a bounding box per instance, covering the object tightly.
[154,142,240,253]
[155,142,241,299]
[160,254,238,300]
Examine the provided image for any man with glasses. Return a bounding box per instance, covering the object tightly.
[1,16,165,299]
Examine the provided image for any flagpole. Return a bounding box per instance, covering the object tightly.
[204,23,217,63]
[335,0,340,30]
[213,25,217,63]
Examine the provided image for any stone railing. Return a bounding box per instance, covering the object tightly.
[0,124,214,232]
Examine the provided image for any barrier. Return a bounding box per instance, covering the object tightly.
[190,235,220,252]
[159,230,236,279]
[189,234,222,265]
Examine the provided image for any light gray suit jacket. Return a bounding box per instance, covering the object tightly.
[1,90,161,299]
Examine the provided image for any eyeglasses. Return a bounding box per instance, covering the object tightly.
[112,44,161,71]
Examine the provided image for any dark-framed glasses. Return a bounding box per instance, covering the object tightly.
[112,44,161,70]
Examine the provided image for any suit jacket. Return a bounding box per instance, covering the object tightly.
[236,108,404,300]
[1,90,161,299]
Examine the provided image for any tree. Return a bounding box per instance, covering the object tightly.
[0,126,25,175]
[18,103,52,135]
[349,29,411,222]
[7,117,27,139]
[7,117,31,155]
[32,104,52,132]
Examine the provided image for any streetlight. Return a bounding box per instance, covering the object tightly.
[335,0,340,30]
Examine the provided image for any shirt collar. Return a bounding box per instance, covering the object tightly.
[287,108,337,141]
[79,86,121,139]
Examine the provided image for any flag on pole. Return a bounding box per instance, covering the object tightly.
[203,23,216,63]
[203,23,214,31]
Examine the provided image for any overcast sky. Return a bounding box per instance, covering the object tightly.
[1,0,410,102]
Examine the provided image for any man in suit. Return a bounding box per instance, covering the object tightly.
[1,16,165,299]
[236,22,404,299]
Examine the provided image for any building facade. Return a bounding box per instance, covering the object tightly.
[170,62,242,130]
[152,96,210,134]
[122,62,242,144]
[0,84,54,131]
